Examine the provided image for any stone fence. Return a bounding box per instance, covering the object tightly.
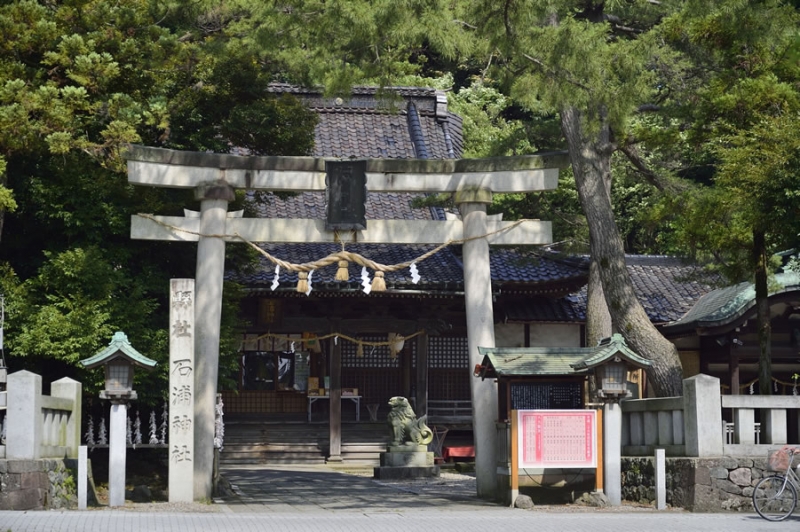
[0,370,82,460]
[619,373,800,511]
[0,370,82,510]
[621,373,800,458]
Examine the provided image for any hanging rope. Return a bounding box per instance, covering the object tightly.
[254,330,424,359]
[138,213,535,292]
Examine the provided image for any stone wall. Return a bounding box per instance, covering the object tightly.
[0,459,76,510]
[621,455,771,512]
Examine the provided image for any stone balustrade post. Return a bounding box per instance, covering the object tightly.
[51,377,82,459]
[683,374,723,457]
[6,370,43,460]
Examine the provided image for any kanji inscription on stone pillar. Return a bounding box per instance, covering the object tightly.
[169,279,195,502]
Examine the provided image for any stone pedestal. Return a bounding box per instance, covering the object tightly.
[373,444,439,480]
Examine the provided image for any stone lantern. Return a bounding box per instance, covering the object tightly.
[81,331,156,507]
[571,333,651,506]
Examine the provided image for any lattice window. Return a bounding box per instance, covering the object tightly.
[429,369,471,400]
[429,336,468,368]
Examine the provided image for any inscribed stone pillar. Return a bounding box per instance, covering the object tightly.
[170,279,195,502]
[458,192,498,499]
[193,183,234,500]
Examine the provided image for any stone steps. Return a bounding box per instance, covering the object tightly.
[219,420,390,466]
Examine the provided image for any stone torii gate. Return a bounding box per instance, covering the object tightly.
[125,145,565,500]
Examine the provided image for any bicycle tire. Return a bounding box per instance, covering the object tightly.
[753,475,797,521]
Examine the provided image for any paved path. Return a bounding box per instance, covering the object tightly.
[0,465,793,531]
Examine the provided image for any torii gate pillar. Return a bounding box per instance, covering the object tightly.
[193,182,235,500]
[457,189,498,498]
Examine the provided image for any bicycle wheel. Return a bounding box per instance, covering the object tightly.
[753,475,797,521]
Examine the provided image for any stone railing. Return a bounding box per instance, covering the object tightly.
[1,370,82,460]
[621,374,723,457]
[621,373,800,458]
[721,394,800,456]
[621,396,685,456]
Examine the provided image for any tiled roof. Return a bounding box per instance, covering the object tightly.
[477,334,651,378]
[478,348,588,377]
[503,295,586,323]
[268,84,462,160]
[249,191,439,221]
[489,248,586,284]
[229,243,588,293]
[504,256,717,324]
[625,255,716,323]
[662,271,800,335]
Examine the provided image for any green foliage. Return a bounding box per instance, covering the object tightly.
[0,0,319,401]
[649,0,800,283]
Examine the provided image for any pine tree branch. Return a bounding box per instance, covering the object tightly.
[617,143,669,192]
[522,53,592,93]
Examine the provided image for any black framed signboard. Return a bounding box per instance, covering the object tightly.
[325,160,367,230]
[510,381,584,410]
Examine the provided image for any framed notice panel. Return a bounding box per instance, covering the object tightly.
[517,410,597,469]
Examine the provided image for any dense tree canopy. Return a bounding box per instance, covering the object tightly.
[1,0,798,402]
[0,0,319,400]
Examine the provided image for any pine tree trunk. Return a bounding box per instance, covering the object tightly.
[585,159,613,348]
[586,258,613,347]
[561,106,683,397]
[754,229,772,395]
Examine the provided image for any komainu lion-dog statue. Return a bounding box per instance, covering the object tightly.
[386,396,433,446]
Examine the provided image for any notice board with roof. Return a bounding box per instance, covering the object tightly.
[475,346,590,422]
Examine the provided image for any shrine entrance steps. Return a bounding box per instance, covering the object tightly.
[219,415,477,467]
[219,417,390,466]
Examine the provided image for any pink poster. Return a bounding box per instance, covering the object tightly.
[518,410,597,469]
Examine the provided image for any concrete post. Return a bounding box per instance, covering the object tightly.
[193,183,233,501]
[51,377,82,459]
[78,445,88,510]
[655,448,666,510]
[733,408,755,444]
[683,374,723,457]
[458,192,498,500]
[764,409,787,445]
[108,402,127,507]
[604,401,622,506]
[6,370,42,460]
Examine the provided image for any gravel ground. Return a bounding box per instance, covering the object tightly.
[84,466,680,514]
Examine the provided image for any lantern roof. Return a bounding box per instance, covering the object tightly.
[80,331,157,370]
[570,334,651,371]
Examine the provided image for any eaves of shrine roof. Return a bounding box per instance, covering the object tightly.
[661,271,800,336]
